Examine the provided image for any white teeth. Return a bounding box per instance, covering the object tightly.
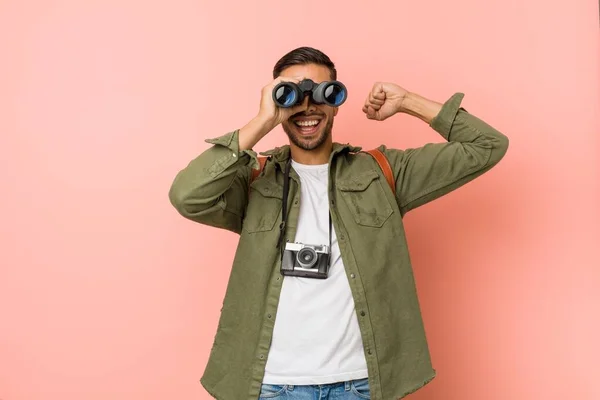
[295,120,320,127]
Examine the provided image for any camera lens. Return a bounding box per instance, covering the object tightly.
[297,247,317,268]
[273,83,298,107]
[323,83,346,106]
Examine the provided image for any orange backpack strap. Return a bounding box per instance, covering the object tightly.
[363,148,396,193]
[250,156,268,183]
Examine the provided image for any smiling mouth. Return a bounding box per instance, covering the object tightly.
[292,119,322,136]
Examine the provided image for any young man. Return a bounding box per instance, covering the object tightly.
[169,47,509,400]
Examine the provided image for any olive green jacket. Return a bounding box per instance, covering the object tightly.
[168,93,509,399]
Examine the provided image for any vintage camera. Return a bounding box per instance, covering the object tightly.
[281,242,330,279]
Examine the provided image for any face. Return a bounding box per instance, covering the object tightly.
[278,64,339,151]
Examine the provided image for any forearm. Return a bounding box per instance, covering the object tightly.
[238,115,276,150]
[399,92,443,124]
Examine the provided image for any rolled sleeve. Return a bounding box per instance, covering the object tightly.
[204,130,260,177]
[429,92,465,141]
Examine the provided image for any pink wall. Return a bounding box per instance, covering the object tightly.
[1,1,599,399]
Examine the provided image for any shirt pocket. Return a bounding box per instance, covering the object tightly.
[337,169,393,228]
[243,178,283,233]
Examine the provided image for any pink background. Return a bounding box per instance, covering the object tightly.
[1,1,599,399]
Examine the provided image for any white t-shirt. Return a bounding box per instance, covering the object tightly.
[262,160,368,385]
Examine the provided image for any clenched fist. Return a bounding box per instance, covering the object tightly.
[362,82,408,121]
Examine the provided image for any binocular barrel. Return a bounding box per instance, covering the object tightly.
[272,79,347,108]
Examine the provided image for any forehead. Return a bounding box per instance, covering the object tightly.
[279,63,332,82]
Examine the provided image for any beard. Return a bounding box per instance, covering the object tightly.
[282,117,334,151]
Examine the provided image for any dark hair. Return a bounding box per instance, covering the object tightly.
[272,46,337,80]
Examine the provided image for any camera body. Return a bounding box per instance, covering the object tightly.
[281,242,330,279]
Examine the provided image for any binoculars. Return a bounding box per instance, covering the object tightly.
[272,79,348,108]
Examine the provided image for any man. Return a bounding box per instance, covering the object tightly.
[169,47,509,400]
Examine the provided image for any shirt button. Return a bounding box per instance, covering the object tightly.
[276,276,280,281]
[350,273,355,279]
[368,349,372,355]
[360,311,366,316]
[259,354,264,359]
[268,314,272,318]
[294,200,299,205]
[331,200,335,205]
[340,234,345,240]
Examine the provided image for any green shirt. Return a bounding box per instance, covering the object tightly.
[168,93,509,399]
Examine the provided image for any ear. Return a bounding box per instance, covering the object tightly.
[333,107,339,116]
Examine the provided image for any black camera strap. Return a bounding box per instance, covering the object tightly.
[277,160,292,259]
[277,159,333,262]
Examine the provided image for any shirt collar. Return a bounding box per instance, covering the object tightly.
[259,142,363,169]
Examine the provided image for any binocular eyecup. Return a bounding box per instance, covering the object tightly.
[272,79,347,108]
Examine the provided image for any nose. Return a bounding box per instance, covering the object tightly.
[303,96,317,113]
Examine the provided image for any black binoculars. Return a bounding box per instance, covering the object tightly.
[272,79,348,108]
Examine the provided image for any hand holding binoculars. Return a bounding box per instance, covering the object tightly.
[272,79,348,108]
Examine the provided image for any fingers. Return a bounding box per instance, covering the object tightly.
[273,75,304,87]
[263,76,304,94]
[266,76,304,102]
[368,106,378,119]
[362,83,386,115]
[372,91,385,101]
[368,86,385,105]
[367,95,384,108]
[362,104,378,119]
[364,94,384,112]
[364,98,381,111]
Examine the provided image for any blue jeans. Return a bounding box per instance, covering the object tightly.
[259,378,370,399]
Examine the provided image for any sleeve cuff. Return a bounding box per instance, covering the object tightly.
[205,130,260,170]
[429,92,465,140]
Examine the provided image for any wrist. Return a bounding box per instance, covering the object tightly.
[398,92,442,124]
[396,92,411,113]
[397,92,418,114]
[239,115,274,151]
[253,113,277,132]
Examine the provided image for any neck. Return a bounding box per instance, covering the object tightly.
[289,141,332,165]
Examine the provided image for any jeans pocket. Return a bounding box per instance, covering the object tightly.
[259,383,288,398]
[350,377,370,399]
